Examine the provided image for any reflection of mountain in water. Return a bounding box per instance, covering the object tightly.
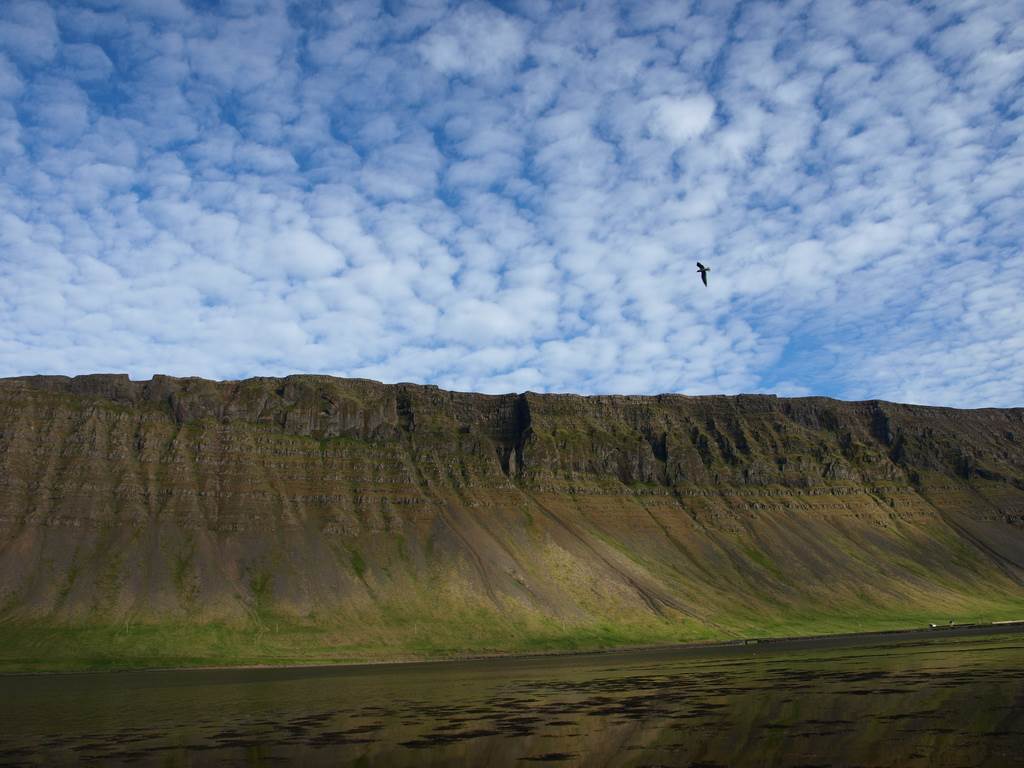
[1,374,1023,667]
[1,630,1022,766]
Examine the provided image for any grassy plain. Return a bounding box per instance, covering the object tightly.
[4,594,1023,673]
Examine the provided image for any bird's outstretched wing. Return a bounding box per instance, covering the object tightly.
[700,271,708,286]
[696,262,706,270]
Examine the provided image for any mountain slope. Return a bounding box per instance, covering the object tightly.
[1,374,1022,670]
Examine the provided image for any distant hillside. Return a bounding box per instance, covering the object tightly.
[1,374,1022,671]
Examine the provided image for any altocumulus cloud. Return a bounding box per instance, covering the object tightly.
[1,0,1022,407]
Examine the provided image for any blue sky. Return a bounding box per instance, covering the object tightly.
[1,0,1022,407]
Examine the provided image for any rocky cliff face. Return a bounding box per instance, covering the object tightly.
[1,374,1023,662]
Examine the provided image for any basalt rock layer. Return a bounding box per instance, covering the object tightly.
[1,374,1023,664]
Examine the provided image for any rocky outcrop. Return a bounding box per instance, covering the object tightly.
[1,374,1022,652]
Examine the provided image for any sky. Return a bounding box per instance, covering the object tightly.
[1,0,1022,407]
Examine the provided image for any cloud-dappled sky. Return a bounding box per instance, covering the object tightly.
[1,0,1022,406]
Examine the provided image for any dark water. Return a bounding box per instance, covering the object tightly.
[2,627,1023,767]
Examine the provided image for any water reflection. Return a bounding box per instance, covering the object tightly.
[1,629,1022,767]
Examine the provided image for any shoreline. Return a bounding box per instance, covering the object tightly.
[4,620,1022,679]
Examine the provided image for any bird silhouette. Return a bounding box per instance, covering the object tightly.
[696,262,710,287]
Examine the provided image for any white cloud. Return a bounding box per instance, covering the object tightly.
[267,230,345,280]
[60,43,114,81]
[418,3,528,78]
[0,0,59,64]
[0,54,24,98]
[648,94,716,144]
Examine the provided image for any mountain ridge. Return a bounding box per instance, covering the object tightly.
[1,373,1022,671]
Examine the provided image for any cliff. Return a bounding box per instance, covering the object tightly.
[1,374,1022,669]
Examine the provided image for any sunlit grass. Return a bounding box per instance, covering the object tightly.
[2,593,1023,673]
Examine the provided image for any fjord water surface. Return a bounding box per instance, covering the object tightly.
[1,627,1022,767]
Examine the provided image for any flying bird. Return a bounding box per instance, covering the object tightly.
[696,262,710,287]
